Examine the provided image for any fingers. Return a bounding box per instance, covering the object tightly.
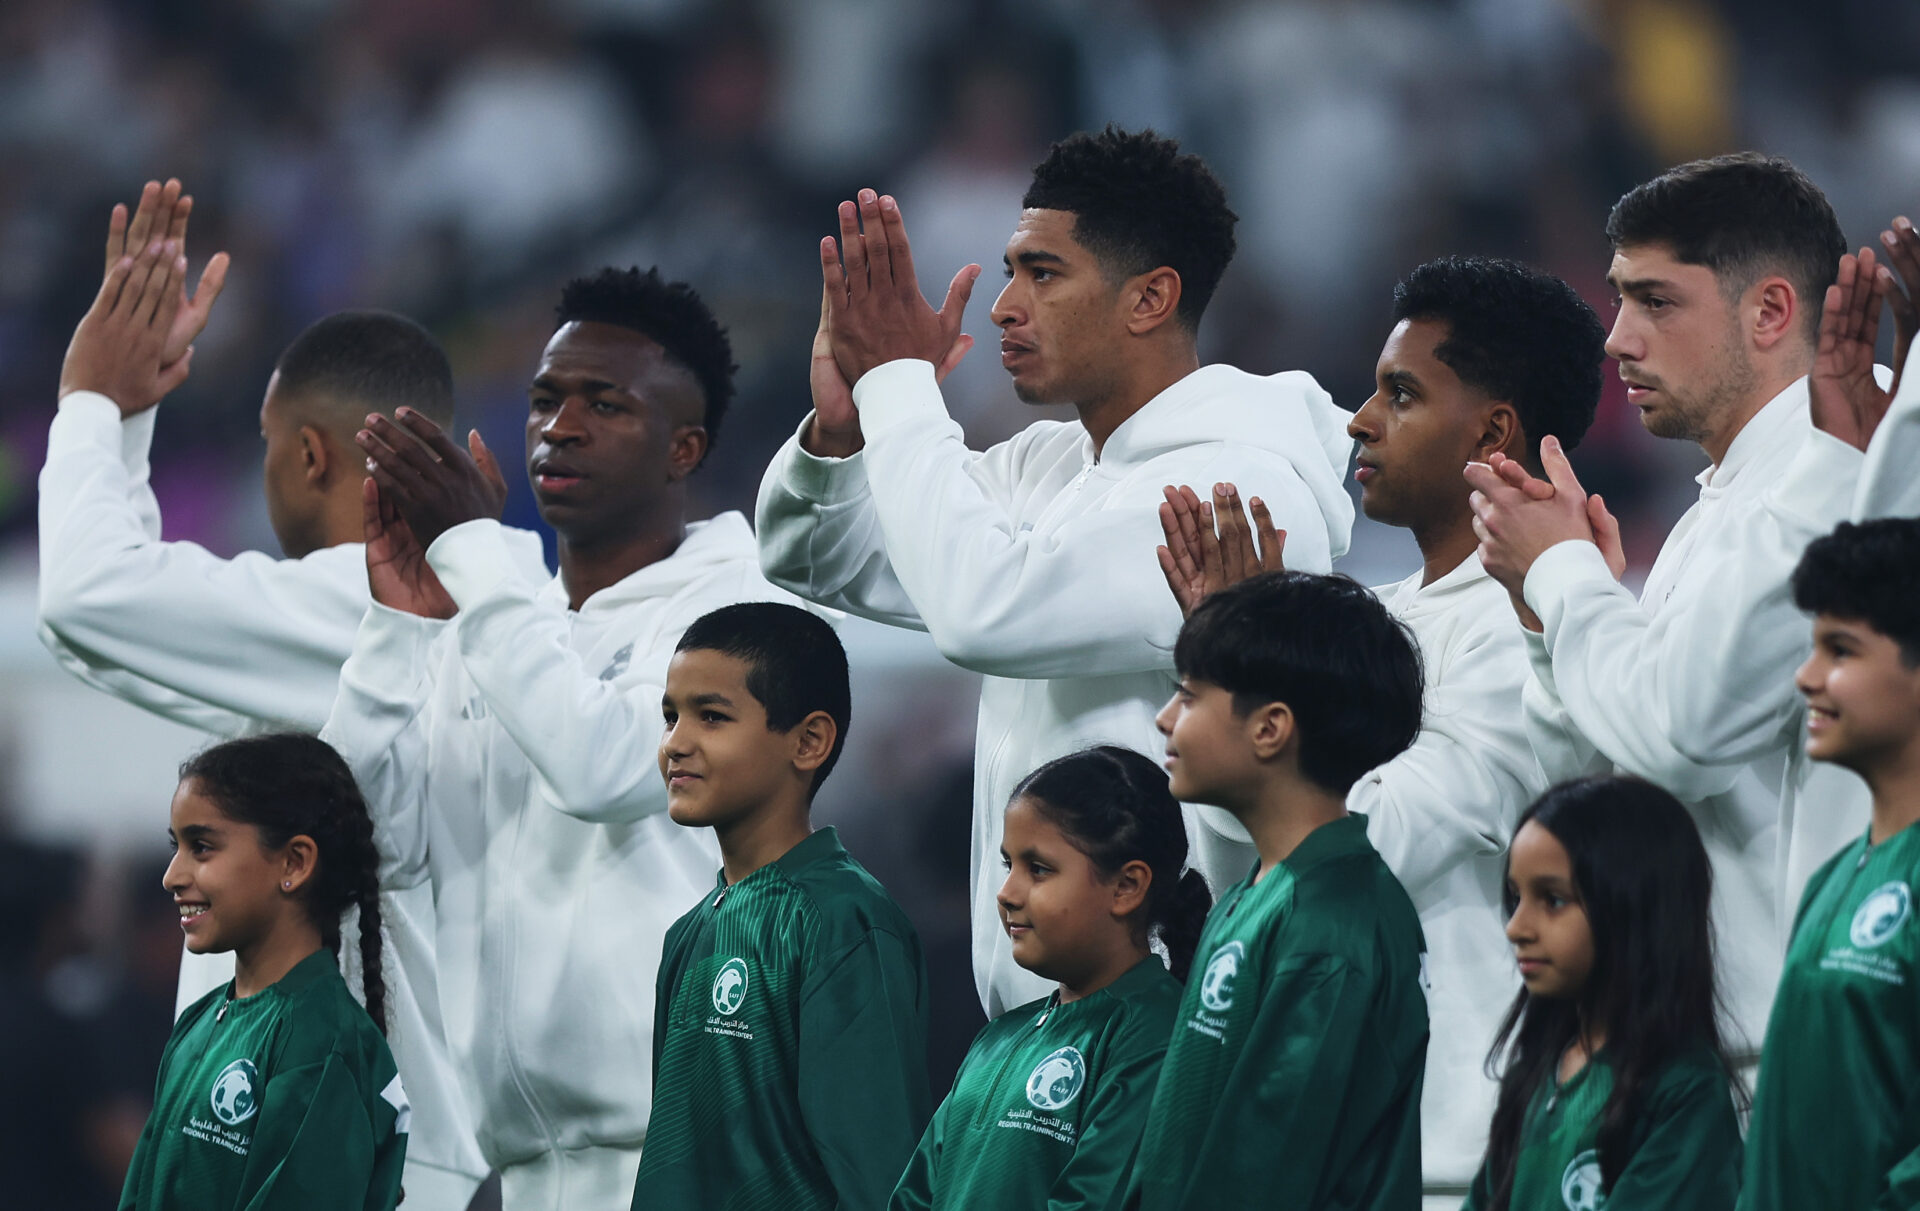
[362,413,443,480]
[877,194,916,294]
[858,190,892,294]
[165,189,192,251]
[934,332,973,384]
[90,254,135,318]
[836,201,867,299]
[120,181,163,268]
[1156,545,1193,615]
[1588,493,1626,580]
[1848,248,1880,342]
[133,243,184,329]
[114,239,173,324]
[1462,460,1508,496]
[1538,436,1584,499]
[188,251,231,320]
[148,246,190,336]
[1212,483,1251,576]
[396,406,465,464]
[362,475,385,543]
[1247,496,1285,572]
[469,429,508,496]
[104,203,129,274]
[1881,217,1920,305]
[938,264,981,341]
[154,344,194,398]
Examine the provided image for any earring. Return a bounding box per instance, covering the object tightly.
[282,880,292,890]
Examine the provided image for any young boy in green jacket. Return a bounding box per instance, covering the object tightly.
[631,602,931,1211]
[1128,571,1430,1211]
[1743,519,1920,1210]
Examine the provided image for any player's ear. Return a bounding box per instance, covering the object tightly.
[299,424,330,486]
[1125,267,1183,337]
[791,709,838,776]
[1480,403,1522,463]
[1110,859,1151,919]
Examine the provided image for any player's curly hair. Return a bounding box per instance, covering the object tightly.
[1606,152,1845,342]
[1793,519,1920,666]
[179,734,390,1036]
[555,266,738,462]
[1022,125,1237,330]
[1391,256,1607,459]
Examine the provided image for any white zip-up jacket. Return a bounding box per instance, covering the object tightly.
[1519,378,1866,1055]
[35,390,503,1209]
[1359,554,1541,1195]
[323,512,791,1169]
[1858,363,1920,519]
[756,358,1355,1015]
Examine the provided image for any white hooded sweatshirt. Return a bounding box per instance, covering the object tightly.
[756,358,1355,1014]
[1520,378,1866,1057]
[1359,553,1543,1195]
[323,511,791,1182]
[36,389,508,1209]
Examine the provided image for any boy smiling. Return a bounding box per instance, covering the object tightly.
[633,602,931,1211]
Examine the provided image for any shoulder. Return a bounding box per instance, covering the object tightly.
[789,856,922,977]
[1104,965,1184,1052]
[1638,1049,1740,1129]
[276,965,394,1086]
[1284,850,1425,967]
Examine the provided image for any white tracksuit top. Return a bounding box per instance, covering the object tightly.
[1360,554,1542,1192]
[1858,361,1920,520]
[1520,378,1867,1056]
[35,390,501,1209]
[323,512,792,1169]
[756,358,1355,1015]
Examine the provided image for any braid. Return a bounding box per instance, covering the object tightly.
[179,732,389,1033]
[1159,870,1214,982]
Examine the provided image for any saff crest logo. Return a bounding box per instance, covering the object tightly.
[711,958,750,1016]
[1025,1046,1086,1112]
[1851,882,1913,949]
[210,1058,260,1126]
[1200,941,1245,1013]
[1560,1149,1602,1211]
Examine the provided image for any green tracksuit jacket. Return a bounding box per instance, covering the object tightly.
[1126,813,1429,1211]
[1742,821,1920,1211]
[118,948,408,1211]
[1463,1049,1741,1211]
[891,955,1182,1210]
[631,826,931,1211]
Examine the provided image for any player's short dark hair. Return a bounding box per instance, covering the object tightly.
[273,310,454,427]
[676,603,850,795]
[555,267,737,460]
[1391,256,1607,457]
[1792,519,1920,666]
[1606,153,1845,341]
[1022,125,1237,330]
[1174,572,1423,794]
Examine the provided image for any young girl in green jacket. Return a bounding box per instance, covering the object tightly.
[892,746,1211,1210]
[120,733,408,1211]
[1467,776,1744,1211]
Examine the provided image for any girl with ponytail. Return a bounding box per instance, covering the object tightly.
[120,733,408,1211]
[892,746,1208,1210]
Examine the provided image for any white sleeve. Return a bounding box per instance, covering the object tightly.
[1521,430,1858,784]
[753,416,928,630]
[1353,620,1543,900]
[320,603,444,890]
[1519,633,1613,787]
[36,391,366,732]
[1858,367,1920,519]
[425,519,680,825]
[844,359,1334,678]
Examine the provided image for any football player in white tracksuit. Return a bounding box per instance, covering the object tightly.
[39,182,499,1209]
[757,131,1354,1016]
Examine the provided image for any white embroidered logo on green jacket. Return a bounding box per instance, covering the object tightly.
[1851,882,1913,949]
[1025,1047,1086,1111]
[210,1058,260,1126]
[711,958,750,1016]
[1560,1149,1603,1211]
[1200,941,1244,1013]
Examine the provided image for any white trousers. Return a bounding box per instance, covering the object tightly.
[499,1144,644,1211]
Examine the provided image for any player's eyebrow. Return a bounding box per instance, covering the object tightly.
[1006,249,1068,268]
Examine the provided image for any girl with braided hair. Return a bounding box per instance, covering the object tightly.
[120,733,409,1210]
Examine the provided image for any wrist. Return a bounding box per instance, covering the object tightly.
[802,415,865,459]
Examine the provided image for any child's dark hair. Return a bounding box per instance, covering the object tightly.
[1792,518,1920,666]
[1606,152,1844,343]
[1482,776,1741,1211]
[178,733,389,1035]
[1173,571,1423,794]
[675,602,850,795]
[1391,256,1607,459]
[1011,747,1212,982]
[555,266,738,462]
[1022,125,1237,330]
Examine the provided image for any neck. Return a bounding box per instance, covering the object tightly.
[1408,503,1480,588]
[1865,747,1920,844]
[231,917,325,999]
[317,481,372,553]
[1075,347,1199,457]
[1700,359,1807,467]
[1231,776,1348,881]
[1058,943,1151,1005]
[557,514,686,611]
[715,801,814,887]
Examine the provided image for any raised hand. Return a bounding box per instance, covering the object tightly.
[60,236,192,411]
[1156,482,1286,617]
[1878,217,1919,397]
[804,276,977,459]
[361,478,457,620]
[107,180,231,389]
[1810,249,1894,452]
[1466,437,1595,628]
[821,190,980,387]
[356,409,509,549]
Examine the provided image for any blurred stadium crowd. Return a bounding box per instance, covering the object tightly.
[2,0,1917,1204]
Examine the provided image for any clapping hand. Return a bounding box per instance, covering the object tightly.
[819,190,980,390]
[361,477,456,620]
[356,408,509,550]
[1810,248,1895,453]
[1466,440,1623,631]
[1157,482,1286,617]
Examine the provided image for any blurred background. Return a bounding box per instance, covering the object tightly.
[2,0,1917,1203]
